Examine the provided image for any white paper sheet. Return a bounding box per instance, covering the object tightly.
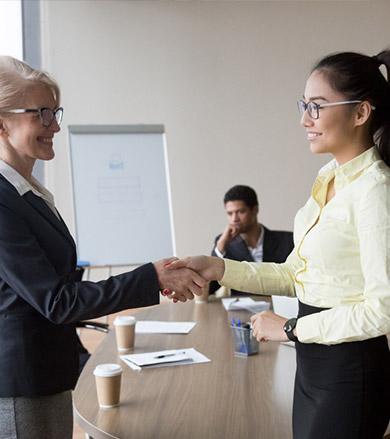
[120,348,210,371]
[222,297,270,314]
[135,321,196,334]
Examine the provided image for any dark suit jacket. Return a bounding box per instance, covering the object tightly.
[210,225,294,295]
[0,175,160,397]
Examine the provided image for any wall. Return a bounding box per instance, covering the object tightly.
[40,0,390,260]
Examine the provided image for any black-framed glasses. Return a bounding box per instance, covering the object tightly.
[7,107,64,127]
[296,99,375,120]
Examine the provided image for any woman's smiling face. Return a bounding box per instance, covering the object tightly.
[300,70,359,160]
[0,83,60,165]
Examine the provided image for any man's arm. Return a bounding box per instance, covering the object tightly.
[210,225,240,294]
[214,224,240,256]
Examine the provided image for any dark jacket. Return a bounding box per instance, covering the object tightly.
[210,225,294,295]
[0,175,159,397]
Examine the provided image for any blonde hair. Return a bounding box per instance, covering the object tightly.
[0,56,60,113]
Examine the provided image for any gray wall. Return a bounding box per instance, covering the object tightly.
[40,0,390,258]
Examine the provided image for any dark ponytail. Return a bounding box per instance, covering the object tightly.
[312,49,390,166]
[373,50,390,166]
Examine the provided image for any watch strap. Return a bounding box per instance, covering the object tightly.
[283,317,298,342]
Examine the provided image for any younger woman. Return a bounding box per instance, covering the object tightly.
[170,49,390,438]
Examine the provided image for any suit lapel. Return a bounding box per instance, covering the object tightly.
[229,236,254,262]
[263,227,277,262]
[23,191,76,251]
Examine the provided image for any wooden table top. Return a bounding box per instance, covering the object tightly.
[73,300,296,439]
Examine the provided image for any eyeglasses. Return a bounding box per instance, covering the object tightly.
[7,107,64,127]
[296,100,375,120]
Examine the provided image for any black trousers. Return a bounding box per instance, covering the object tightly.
[293,301,390,439]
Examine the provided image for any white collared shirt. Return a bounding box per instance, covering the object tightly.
[0,160,60,220]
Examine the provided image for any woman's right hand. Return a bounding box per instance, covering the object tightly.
[165,256,225,282]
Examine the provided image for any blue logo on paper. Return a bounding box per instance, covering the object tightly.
[109,155,124,170]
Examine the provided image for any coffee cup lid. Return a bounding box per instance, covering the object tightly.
[113,315,136,326]
[93,363,122,377]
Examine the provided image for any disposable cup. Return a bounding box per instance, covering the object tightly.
[195,282,210,304]
[93,363,122,408]
[113,315,136,352]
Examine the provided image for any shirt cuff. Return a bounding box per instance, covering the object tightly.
[214,246,225,258]
[296,313,322,343]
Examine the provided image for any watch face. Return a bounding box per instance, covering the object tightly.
[284,318,297,333]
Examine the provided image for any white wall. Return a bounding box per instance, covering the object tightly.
[0,0,23,59]
[40,0,390,259]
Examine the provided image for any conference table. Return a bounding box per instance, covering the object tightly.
[73,299,296,439]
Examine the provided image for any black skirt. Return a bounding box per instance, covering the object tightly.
[293,301,390,439]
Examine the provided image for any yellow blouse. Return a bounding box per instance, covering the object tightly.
[221,147,390,344]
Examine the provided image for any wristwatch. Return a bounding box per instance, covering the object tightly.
[283,318,298,342]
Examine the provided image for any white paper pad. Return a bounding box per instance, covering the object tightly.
[222,297,270,314]
[135,321,196,334]
[281,341,296,348]
[121,348,210,371]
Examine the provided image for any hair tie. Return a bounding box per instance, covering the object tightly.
[372,54,389,83]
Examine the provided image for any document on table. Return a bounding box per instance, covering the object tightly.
[281,340,296,348]
[121,348,210,371]
[135,321,196,334]
[222,297,270,314]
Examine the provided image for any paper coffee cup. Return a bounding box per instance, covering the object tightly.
[93,363,122,408]
[195,282,210,304]
[113,316,136,352]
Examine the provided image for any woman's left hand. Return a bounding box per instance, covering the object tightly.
[250,310,289,342]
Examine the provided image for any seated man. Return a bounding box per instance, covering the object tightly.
[210,185,294,296]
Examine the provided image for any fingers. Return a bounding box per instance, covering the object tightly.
[188,282,202,296]
[251,311,266,342]
[229,225,239,237]
[182,269,207,296]
[166,291,180,303]
[163,288,194,300]
[250,312,261,325]
[164,280,203,302]
[164,258,190,270]
[163,257,179,267]
[250,310,287,342]
[227,224,240,239]
[252,325,267,342]
[167,290,193,303]
[157,262,207,299]
[168,268,206,295]
[190,271,207,290]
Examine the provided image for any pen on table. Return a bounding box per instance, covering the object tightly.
[228,298,239,310]
[154,351,186,359]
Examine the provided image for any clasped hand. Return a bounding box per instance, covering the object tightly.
[250,311,288,342]
[153,257,206,303]
[154,256,225,303]
[156,257,289,340]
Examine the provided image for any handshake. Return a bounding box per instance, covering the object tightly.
[154,255,290,343]
[153,256,226,303]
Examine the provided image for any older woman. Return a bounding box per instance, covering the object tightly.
[0,56,204,439]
